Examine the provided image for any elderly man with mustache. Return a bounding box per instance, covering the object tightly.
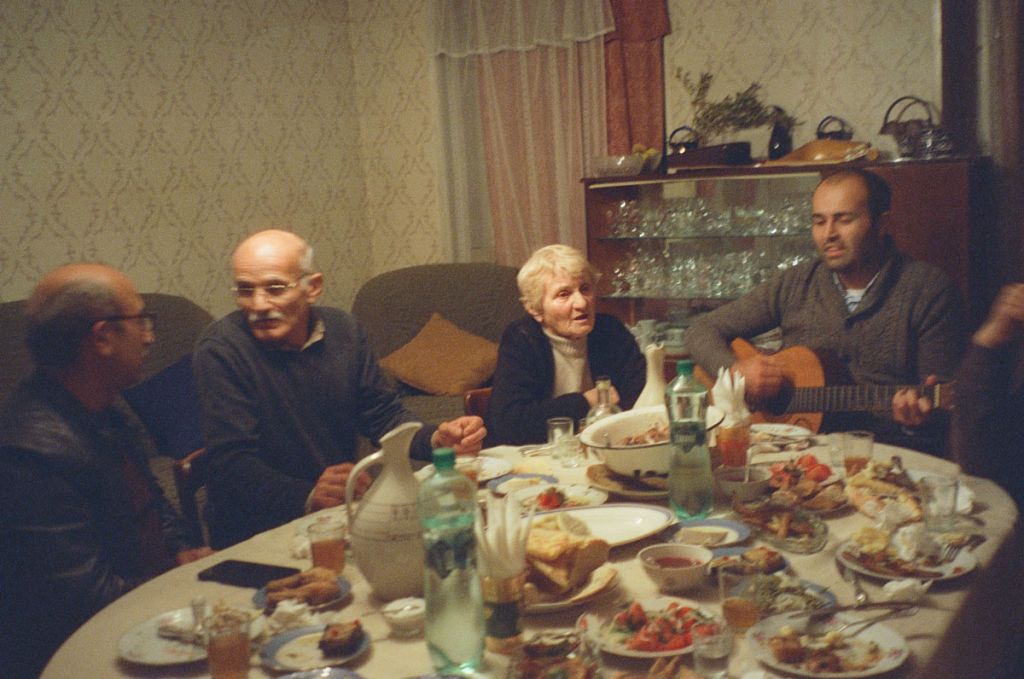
[193,230,485,548]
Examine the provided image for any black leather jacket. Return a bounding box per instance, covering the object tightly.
[0,372,195,677]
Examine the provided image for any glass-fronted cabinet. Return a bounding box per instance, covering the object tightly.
[584,159,991,335]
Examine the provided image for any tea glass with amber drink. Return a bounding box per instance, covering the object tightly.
[308,518,346,573]
[205,608,251,679]
[717,422,751,467]
[717,570,759,632]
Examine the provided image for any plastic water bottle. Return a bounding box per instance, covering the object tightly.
[665,360,714,519]
[418,447,485,674]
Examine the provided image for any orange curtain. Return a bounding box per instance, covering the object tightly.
[604,0,670,154]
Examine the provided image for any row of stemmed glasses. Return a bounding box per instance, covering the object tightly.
[608,242,815,299]
[606,194,809,239]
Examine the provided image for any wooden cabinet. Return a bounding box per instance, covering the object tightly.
[583,158,992,328]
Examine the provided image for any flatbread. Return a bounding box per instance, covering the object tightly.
[674,528,728,546]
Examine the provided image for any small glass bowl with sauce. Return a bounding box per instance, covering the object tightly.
[638,543,713,593]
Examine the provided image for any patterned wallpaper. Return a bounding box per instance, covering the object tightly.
[664,0,940,159]
[0,0,940,316]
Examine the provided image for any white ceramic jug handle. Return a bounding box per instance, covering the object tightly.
[344,450,382,525]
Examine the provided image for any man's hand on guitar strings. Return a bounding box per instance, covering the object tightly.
[732,354,786,404]
[892,375,938,427]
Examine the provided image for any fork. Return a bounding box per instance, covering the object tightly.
[940,542,963,563]
[808,605,917,638]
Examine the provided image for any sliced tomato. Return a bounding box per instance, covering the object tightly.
[804,463,832,482]
[796,453,821,470]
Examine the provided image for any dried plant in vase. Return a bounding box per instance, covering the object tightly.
[678,71,800,147]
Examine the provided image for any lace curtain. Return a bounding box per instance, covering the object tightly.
[434,0,614,265]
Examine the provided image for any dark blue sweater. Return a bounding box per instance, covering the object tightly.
[193,307,434,547]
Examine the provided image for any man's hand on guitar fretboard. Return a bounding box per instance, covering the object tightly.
[892,375,939,427]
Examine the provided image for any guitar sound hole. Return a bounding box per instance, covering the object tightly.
[767,384,794,415]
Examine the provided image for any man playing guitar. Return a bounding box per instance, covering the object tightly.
[687,169,965,454]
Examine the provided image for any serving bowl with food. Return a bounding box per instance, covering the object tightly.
[579,405,672,479]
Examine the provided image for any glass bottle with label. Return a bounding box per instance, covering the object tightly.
[585,376,622,427]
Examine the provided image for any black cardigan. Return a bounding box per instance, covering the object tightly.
[485,314,646,445]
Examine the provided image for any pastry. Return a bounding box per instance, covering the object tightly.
[318,619,364,655]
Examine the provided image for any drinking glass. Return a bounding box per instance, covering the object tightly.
[718,570,759,632]
[205,609,251,679]
[920,474,959,531]
[547,417,580,468]
[717,422,751,467]
[842,430,874,476]
[308,518,346,573]
[692,616,732,679]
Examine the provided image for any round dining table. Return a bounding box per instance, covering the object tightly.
[42,439,1021,679]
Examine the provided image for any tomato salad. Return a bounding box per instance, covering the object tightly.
[605,600,713,653]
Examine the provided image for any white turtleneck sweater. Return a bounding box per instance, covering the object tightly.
[544,328,593,397]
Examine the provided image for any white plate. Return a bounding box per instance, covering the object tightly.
[117,608,207,666]
[836,539,977,581]
[531,504,676,547]
[580,597,713,658]
[671,518,751,547]
[280,670,366,679]
[415,456,513,484]
[260,624,370,672]
[524,564,619,614]
[904,468,975,513]
[512,483,608,511]
[751,423,813,440]
[748,610,909,677]
[488,473,558,496]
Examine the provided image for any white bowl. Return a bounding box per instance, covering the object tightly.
[592,154,644,177]
[714,465,772,502]
[381,597,425,637]
[580,405,672,478]
[638,543,713,593]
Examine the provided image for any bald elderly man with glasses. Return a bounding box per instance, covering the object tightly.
[193,230,485,548]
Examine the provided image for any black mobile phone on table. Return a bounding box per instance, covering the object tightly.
[197,559,300,588]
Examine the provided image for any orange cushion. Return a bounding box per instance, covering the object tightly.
[379,313,498,396]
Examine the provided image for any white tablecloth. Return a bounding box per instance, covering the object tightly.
[42,441,1021,679]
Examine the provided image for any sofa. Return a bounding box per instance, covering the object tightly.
[350,262,525,425]
[0,293,214,519]
[0,293,213,405]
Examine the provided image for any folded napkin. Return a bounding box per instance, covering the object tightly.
[710,367,750,428]
[476,495,533,578]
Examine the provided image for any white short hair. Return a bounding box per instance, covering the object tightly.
[517,244,600,315]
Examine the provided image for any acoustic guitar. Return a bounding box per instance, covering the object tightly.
[693,338,954,433]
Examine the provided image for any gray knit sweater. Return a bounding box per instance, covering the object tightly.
[686,240,965,447]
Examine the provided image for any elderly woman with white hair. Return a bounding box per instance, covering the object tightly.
[486,244,645,445]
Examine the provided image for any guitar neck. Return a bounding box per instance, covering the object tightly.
[785,382,950,414]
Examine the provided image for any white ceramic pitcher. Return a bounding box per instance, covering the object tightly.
[345,421,425,601]
[632,342,667,409]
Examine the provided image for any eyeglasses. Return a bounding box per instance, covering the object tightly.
[98,312,157,332]
[231,276,308,300]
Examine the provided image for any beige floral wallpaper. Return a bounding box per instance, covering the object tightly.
[0,0,940,316]
[0,0,443,317]
[664,0,940,158]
